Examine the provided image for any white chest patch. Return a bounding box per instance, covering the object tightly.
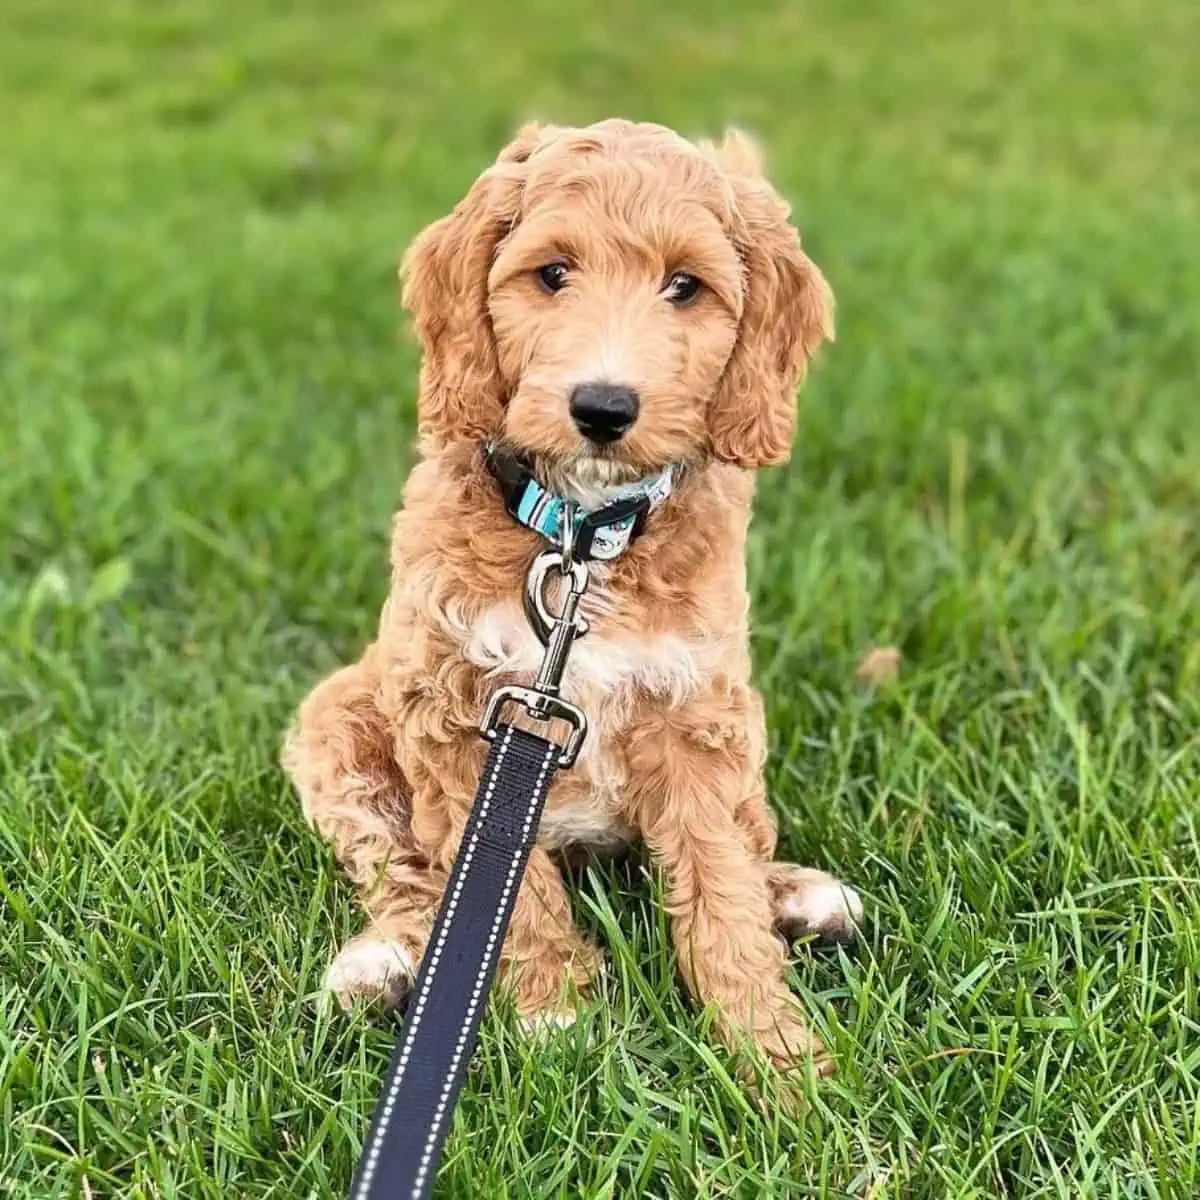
[436,588,713,853]
[464,599,705,705]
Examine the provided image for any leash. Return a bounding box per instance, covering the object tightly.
[350,546,592,1200]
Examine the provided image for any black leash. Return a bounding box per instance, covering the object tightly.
[350,549,592,1200]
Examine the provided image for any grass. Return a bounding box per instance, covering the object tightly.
[2,0,1198,1194]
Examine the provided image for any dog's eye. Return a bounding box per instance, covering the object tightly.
[664,271,702,307]
[537,261,571,294]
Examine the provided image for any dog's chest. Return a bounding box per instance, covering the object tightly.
[459,591,703,851]
[463,596,704,705]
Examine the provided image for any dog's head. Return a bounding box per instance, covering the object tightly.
[403,119,832,480]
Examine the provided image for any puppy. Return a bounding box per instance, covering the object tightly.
[283,119,861,1078]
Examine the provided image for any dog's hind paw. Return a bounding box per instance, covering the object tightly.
[324,935,417,1010]
[767,865,864,948]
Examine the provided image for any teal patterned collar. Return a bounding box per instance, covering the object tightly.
[484,444,678,562]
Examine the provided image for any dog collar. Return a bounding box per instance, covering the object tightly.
[484,443,677,562]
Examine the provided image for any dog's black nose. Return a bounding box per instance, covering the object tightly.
[569,382,640,444]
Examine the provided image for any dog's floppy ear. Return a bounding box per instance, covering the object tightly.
[401,124,553,445]
[704,130,834,468]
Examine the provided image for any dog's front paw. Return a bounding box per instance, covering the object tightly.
[324,934,417,1010]
[767,865,863,948]
[517,1003,582,1038]
[751,1004,836,1079]
[722,1002,835,1113]
[507,944,602,1039]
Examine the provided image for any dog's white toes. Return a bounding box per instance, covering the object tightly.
[517,1007,580,1038]
[771,867,864,947]
[324,937,416,1010]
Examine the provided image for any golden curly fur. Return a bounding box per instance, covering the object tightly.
[283,119,862,1082]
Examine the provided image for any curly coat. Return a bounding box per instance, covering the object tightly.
[283,119,860,1081]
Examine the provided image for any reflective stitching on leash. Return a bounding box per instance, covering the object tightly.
[355,547,593,1197]
[353,725,516,1200]
[410,736,556,1198]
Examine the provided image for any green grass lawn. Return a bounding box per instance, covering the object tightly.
[3,0,1199,1195]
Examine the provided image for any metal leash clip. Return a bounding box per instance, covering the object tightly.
[479,532,590,768]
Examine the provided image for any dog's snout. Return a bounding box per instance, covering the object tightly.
[568,382,640,444]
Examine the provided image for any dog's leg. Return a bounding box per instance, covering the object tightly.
[501,848,601,1031]
[403,732,602,1033]
[626,700,834,1077]
[283,650,440,1009]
